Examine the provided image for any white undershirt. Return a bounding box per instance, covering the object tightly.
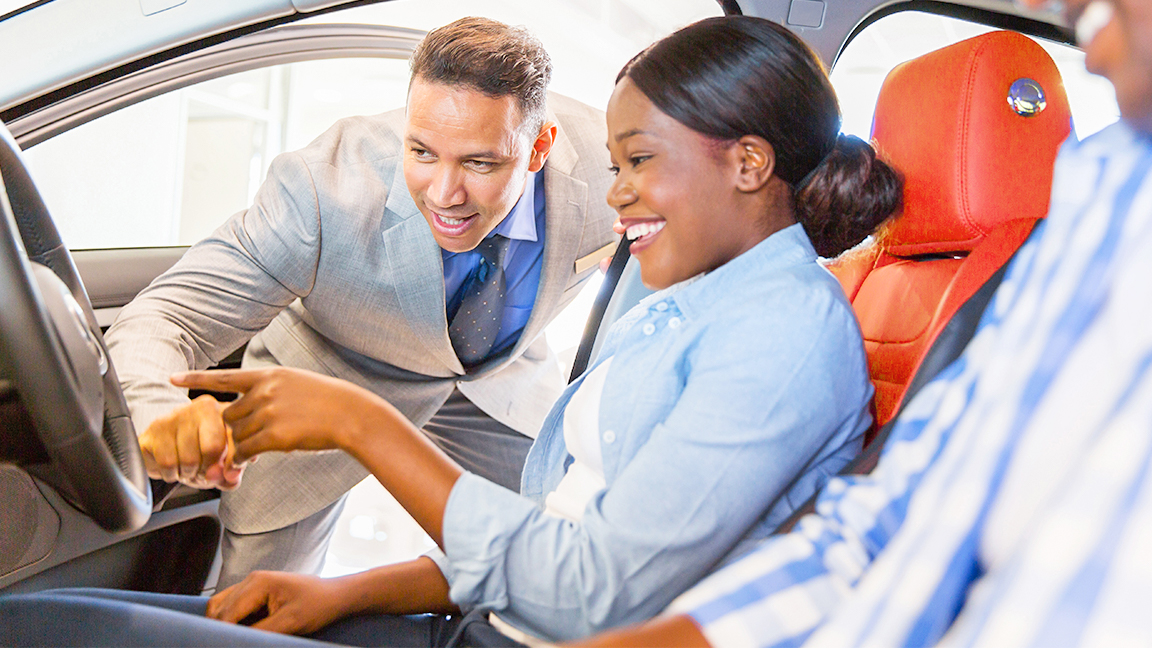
[542,357,612,522]
[491,359,614,647]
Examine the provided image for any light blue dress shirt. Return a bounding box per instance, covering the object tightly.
[670,123,1152,648]
[438,223,874,640]
[442,171,545,357]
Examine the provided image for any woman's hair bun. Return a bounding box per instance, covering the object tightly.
[795,134,903,258]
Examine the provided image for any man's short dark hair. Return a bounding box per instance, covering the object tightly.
[410,17,552,135]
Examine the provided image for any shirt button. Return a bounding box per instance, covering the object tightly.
[642,323,656,335]
[602,430,617,444]
[668,317,682,329]
[655,301,669,312]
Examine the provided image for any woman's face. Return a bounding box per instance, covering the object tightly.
[605,78,768,290]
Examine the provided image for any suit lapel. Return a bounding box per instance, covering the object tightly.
[381,164,465,374]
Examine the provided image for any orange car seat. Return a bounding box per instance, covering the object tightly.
[828,31,1072,440]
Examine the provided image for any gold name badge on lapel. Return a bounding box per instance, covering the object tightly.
[574,241,618,274]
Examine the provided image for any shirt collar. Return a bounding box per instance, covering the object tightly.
[491,171,540,243]
[664,223,817,318]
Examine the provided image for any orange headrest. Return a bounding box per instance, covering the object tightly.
[872,31,1072,257]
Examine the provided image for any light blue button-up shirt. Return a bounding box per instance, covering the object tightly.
[439,223,874,640]
[442,171,545,357]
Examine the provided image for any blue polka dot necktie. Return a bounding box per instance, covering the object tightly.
[449,235,511,368]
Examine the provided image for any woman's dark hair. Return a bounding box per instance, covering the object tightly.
[617,16,902,257]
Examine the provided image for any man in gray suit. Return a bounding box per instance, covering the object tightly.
[104,17,617,588]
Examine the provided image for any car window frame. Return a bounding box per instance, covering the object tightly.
[6,23,423,327]
[7,22,423,148]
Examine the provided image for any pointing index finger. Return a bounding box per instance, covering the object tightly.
[171,369,264,393]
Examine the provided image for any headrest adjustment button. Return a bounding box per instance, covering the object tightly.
[1008,78,1047,117]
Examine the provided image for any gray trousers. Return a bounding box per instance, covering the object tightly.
[216,388,533,589]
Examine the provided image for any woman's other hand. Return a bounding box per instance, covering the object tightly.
[206,570,351,636]
[206,559,458,636]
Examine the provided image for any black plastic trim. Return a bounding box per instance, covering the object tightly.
[834,0,1074,67]
[719,0,744,15]
[0,474,218,594]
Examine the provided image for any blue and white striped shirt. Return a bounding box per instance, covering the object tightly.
[668,121,1152,648]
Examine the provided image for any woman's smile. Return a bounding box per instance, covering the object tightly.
[622,218,666,253]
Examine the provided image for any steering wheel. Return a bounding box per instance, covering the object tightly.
[0,121,151,532]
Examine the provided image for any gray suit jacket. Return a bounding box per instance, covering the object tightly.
[105,93,616,533]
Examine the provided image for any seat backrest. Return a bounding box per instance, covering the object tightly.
[828,31,1072,439]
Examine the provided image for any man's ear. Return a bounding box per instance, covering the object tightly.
[733,135,776,193]
[528,122,559,172]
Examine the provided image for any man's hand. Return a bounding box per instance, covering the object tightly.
[206,571,352,636]
[138,394,245,490]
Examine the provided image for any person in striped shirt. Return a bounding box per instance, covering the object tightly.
[571,0,1152,646]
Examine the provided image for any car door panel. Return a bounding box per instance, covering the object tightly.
[0,462,221,596]
[73,247,186,326]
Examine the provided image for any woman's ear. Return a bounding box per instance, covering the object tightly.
[733,135,776,193]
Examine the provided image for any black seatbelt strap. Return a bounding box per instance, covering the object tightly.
[568,239,631,383]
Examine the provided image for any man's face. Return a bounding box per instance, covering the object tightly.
[403,78,551,253]
[1025,0,1152,133]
